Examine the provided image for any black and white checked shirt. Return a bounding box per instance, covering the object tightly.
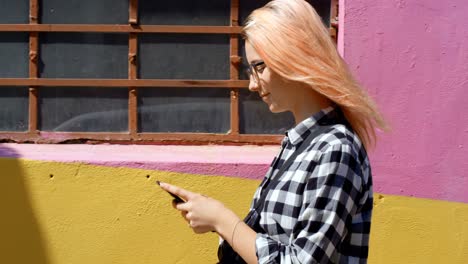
[251,106,373,264]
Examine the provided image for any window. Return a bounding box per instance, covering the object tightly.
[0,0,337,144]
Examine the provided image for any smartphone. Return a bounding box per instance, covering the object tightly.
[156,181,185,203]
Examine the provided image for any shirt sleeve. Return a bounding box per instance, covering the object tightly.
[255,143,364,264]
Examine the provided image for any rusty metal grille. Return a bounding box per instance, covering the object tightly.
[0,0,337,145]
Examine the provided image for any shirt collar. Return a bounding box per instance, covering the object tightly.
[286,105,337,146]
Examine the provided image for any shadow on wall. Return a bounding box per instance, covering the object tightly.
[0,145,50,264]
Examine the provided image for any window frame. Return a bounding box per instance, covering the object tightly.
[0,0,338,145]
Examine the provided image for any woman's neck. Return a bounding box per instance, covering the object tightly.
[291,88,332,125]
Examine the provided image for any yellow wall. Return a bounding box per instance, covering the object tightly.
[1,158,467,263]
[370,194,468,263]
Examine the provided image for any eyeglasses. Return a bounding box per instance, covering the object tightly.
[246,61,266,84]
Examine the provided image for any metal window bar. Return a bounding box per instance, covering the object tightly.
[128,0,138,137]
[0,0,337,145]
[330,0,339,42]
[28,0,39,136]
[229,0,240,136]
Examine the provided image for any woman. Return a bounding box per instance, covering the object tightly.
[159,0,387,263]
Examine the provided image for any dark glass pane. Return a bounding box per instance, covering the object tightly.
[239,0,270,26]
[39,87,128,132]
[0,33,29,78]
[39,33,127,78]
[139,0,230,26]
[139,34,229,80]
[238,38,249,81]
[240,0,330,26]
[239,89,294,134]
[0,87,29,131]
[309,0,331,26]
[40,0,128,24]
[0,0,28,24]
[138,88,230,133]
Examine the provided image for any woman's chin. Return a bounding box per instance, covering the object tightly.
[268,104,283,113]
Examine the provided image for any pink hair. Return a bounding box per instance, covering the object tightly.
[243,0,388,149]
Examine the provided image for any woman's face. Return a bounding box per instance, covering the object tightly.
[245,41,293,113]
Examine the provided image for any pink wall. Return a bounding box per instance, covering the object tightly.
[0,144,277,180]
[342,0,468,203]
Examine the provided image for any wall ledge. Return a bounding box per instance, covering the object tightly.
[0,143,279,179]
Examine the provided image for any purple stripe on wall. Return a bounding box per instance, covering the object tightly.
[0,143,274,179]
[87,161,270,180]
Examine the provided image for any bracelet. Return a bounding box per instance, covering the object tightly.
[231,220,243,250]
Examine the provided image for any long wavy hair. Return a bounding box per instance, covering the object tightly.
[243,0,388,149]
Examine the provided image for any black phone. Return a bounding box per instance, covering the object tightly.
[156,181,185,203]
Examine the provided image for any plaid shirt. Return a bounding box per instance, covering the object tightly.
[251,106,373,264]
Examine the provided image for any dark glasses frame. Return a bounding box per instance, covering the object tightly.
[246,61,266,83]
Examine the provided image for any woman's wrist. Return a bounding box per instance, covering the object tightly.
[216,210,258,264]
[214,207,241,241]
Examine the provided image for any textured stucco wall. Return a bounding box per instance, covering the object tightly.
[0,157,259,264]
[341,0,468,203]
[1,144,468,263]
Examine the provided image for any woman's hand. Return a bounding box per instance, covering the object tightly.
[158,182,239,234]
[159,181,258,264]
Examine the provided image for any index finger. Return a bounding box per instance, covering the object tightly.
[157,181,195,201]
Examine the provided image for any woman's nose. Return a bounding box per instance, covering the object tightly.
[248,75,259,92]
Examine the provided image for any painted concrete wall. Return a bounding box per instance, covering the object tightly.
[341,0,468,203]
[1,144,468,263]
[0,152,259,264]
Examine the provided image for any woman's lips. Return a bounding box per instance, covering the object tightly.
[260,92,270,98]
